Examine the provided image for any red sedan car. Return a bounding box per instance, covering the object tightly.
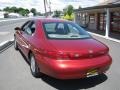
[14,18,112,79]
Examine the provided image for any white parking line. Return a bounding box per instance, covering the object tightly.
[88,32,120,43]
[0,40,9,46]
[0,39,14,47]
[0,32,10,35]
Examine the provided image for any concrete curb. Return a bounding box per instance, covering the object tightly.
[0,39,14,53]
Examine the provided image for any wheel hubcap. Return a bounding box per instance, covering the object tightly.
[31,56,35,73]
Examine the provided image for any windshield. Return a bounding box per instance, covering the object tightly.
[43,22,90,39]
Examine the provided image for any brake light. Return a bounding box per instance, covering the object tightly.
[43,51,69,60]
[44,51,85,60]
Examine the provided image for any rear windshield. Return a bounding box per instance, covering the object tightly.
[43,22,90,39]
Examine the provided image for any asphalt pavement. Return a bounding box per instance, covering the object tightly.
[0,19,29,44]
[0,20,120,90]
[0,17,43,44]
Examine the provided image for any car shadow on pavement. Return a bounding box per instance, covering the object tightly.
[41,74,107,90]
[19,50,30,65]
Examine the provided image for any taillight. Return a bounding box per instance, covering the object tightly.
[42,50,69,60]
[44,51,84,60]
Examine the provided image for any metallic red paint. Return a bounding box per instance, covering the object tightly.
[14,18,112,79]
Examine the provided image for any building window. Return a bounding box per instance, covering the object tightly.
[99,13,106,30]
[111,12,120,32]
[89,14,95,24]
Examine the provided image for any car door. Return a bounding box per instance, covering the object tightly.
[17,20,36,57]
[15,21,30,53]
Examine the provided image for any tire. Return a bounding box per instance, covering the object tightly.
[30,53,42,78]
[14,37,19,50]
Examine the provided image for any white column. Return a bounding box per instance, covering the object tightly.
[74,12,77,23]
[105,8,110,38]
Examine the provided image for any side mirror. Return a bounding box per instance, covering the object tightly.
[14,27,21,31]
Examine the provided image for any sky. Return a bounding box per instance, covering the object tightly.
[0,0,99,13]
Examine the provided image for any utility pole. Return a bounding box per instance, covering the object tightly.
[48,0,51,16]
[44,0,47,17]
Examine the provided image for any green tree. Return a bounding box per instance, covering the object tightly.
[24,9,30,16]
[18,8,29,16]
[30,8,37,16]
[11,6,18,13]
[25,9,30,14]
[3,6,30,16]
[3,7,10,12]
[67,5,73,16]
[18,8,24,16]
[3,7,17,13]
[62,5,74,21]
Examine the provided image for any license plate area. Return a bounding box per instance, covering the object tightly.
[87,69,98,77]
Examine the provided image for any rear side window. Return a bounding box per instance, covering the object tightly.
[44,23,56,33]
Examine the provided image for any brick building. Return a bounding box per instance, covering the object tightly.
[74,0,120,39]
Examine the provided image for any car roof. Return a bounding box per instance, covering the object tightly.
[33,18,71,23]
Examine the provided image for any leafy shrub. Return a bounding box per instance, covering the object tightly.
[62,13,74,21]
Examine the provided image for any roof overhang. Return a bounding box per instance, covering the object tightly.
[74,3,120,13]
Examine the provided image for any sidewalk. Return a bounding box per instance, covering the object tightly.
[86,29,120,41]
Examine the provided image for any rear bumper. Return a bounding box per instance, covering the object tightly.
[37,54,112,79]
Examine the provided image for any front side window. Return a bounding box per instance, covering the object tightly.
[22,21,31,31]
[23,21,35,35]
[43,22,90,39]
